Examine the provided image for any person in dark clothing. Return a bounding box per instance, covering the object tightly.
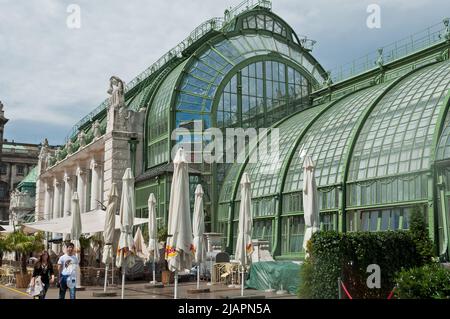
[31,251,55,299]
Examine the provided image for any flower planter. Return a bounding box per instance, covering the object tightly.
[161,270,174,285]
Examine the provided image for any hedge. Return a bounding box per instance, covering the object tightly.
[299,231,424,299]
[395,264,450,299]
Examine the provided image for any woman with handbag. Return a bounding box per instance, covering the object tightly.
[30,251,55,299]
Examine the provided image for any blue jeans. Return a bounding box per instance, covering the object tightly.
[59,275,76,299]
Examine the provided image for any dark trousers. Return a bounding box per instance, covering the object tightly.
[58,275,76,299]
[33,283,49,299]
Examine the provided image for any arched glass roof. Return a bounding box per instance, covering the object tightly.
[436,109,450,162]
[236,104,327,200]
[175,32,326,117]
[348,61,450,181]
[284,84,390,193]
[147,60,189,139]
[219,60,450,206]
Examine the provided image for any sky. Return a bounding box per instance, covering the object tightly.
[0,0,448,145]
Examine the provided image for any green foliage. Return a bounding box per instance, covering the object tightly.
[409,205,435,264]
[299,231,424,299]
[157,227,168,244]
[58,149,68,161]
[100,123,107,135]
[298,258,313,299]
[85,132,94,144]
[395,264,450,299]
[79,234,91,249]
[72,142,80,153]
[4,230,45,273]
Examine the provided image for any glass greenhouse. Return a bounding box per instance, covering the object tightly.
[63,2,450,260]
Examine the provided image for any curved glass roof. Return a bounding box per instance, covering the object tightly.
[237,104,327,200]
[284,83,390,193]
[147,60,189,138]
[219,60,450,206]
[436,109,450,162]
[348,61,450,181]
[175,32,325,116]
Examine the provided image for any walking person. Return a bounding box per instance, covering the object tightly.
[30,251,55,299]
[57,242,79,299]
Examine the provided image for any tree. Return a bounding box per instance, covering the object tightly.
[0,234,8,267]
[409,205,435,265]
[158,227,169,271]
[4,231,44,273]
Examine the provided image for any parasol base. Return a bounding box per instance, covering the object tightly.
[145,283,164,289]
[75,286,86,291]
[92,291,118,297]
[187,288,210,294]
[276,289,288,295]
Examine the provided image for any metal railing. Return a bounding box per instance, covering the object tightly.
[224,0,272,22]
[324,19,449,87]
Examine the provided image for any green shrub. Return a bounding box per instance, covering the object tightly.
[299,231,423,299]
[395,264,450,299]
[409,205,434,264]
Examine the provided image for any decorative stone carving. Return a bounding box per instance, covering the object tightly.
[93,120,102,139]
[78,131,86,147]
[107,76,125,108]
[375,48,384,70]
[46,154,53,168]
[54,147,61,161]
[66,139,73,155]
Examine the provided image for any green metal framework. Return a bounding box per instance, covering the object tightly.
[219,59,450,259]
[50,1,450,261]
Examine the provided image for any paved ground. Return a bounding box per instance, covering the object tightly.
[0,281,297,299]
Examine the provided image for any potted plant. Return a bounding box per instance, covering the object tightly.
[4,231,44,288]
[0,234,7,267]
[158,227,173,284]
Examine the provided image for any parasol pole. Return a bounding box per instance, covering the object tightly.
[174,271,178,299]
[103,263,108,293]
[197,263,200,290]
[121,267,125,299]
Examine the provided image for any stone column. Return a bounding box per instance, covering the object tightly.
[76,166,87,214]
[52,178,62,253]
[43,181,52,220]
[63,172,73,217]
[90,159,102,210]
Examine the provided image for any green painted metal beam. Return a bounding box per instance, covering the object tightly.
[429,89,450,256]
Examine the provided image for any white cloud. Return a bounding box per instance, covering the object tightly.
[0,0,448,144]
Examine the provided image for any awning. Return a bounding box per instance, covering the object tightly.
[0,225,15,233]
[22,209,148,235]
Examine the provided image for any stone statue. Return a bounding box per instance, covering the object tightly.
[93,120,101,138]
[0,100,3,111]
[39,138,49,159]
[78,131,86,147]
[372,48,385,71]
[66,139,73,155]
[46,154,54,168]
[107,76,125,108]
[55,147,61,161]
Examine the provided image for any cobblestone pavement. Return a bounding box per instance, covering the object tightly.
[0,281,297,299]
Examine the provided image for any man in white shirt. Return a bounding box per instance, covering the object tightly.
[57,242,79,299]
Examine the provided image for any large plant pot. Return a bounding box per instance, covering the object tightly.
[161,270,174,285]
[15,273,31,288]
